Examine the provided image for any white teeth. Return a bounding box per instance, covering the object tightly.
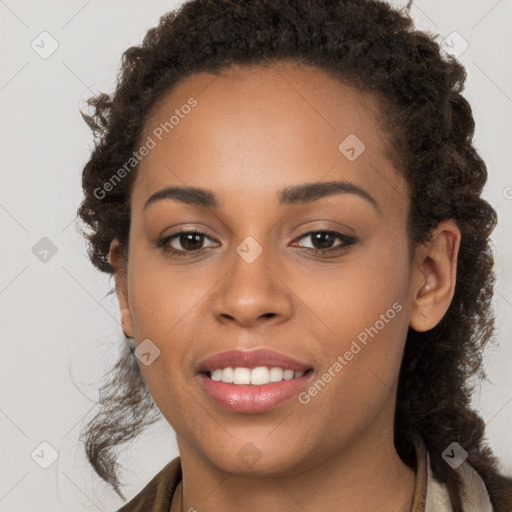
[220,367,234,383]
[209,366,306,385]
[234,367,251,384]
[269,367,283,382]
[250,366,269,385]
[283,369,295,380]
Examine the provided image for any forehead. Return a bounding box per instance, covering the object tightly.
[132,60,408,218]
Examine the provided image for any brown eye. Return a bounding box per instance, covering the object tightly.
[157,231,217,255]
[307,232,337,250]
[293,230,356,256]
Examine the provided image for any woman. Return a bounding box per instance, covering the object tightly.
[77,0,512,510]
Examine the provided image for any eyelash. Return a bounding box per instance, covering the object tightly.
[157,229,356,258]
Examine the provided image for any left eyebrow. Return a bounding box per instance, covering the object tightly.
[143,179,380,215]
[278,180,380,214]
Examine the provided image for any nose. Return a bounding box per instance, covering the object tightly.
[211,246,294,328]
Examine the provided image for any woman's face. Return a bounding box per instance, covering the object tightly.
[112,61,426,475]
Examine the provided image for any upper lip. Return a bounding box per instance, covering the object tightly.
[196,348,313,373]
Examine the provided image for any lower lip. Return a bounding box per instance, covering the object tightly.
[198,371,313,413]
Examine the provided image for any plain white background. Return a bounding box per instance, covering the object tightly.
[1,0,511,510]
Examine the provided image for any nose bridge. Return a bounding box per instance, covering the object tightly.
[212,233,293,325]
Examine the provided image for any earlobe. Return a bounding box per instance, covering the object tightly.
[409,220,461,332]
[109,238,134,339]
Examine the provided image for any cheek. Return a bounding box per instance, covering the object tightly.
[126,256,200,426]
[125,249,223,421]
[298,235,410,407]
[126,244,208,340]
[297,232,410,341]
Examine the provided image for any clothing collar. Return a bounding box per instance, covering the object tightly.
[411,436,493,511]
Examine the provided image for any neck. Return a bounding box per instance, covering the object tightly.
[171,424,416,512]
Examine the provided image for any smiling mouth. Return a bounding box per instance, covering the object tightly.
[197,366,315,413]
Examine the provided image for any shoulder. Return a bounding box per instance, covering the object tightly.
[115,456,182,512]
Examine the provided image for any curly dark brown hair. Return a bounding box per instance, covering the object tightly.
[76,0,512,509]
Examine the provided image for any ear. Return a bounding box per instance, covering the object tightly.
[409,219,461,332]
[109,238,133,339]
